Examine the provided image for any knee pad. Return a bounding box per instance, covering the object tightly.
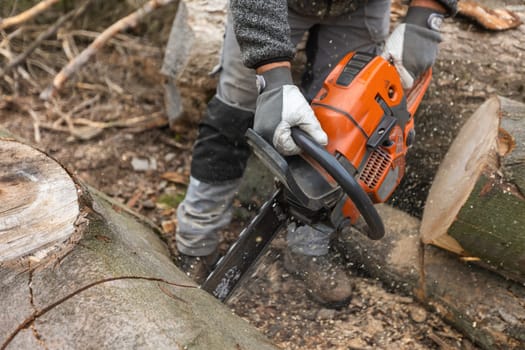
[191,96,254,183]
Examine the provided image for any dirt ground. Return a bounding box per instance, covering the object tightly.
[1,1,524,349]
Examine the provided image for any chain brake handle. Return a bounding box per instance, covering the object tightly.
[291,128,385,240]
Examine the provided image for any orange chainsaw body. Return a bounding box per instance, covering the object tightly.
[310,52,431,222]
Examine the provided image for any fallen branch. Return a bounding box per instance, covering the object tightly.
[0,0,61,30]
[25,108,42,143]
[458,0,522,31]
[0,1,91,77]
[42,108,166,140]
[39,0,177,100]
[73,112,166,130]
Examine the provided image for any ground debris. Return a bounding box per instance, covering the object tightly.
[2,2,523,349]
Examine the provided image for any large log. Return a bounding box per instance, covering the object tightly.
[337,204,525,350]
[0,137,278,350]
[420,96,525,284]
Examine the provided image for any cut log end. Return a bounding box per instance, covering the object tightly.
[0,138,80,264]
[420,96,501,248]
[420,96,525,284]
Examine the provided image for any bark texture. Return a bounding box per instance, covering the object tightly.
[338,204,525,350]
[420,96,525,284]
[161,0,227,125]
[0,138,278,350]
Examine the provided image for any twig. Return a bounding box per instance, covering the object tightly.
[0,1,91,77]
[73,111,165,129]
[39,0,177,100]
[157,282,189,303]
[0,47,14,61]
[25,108,42,143]
[68,29,161,54]
[0,26,24,49]
[27,58,57,76]
[16,66,40,90]
[70,94,101,115]
[428,331,460,350]
[60,33,78,61]
[0,0,61,30]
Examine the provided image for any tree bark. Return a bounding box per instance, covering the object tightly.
[420,96,525,284]
[0,137,278,350]
[337,204,525,350]
[161,0,227,125]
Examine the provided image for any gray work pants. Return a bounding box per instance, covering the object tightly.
[175,0,390,257]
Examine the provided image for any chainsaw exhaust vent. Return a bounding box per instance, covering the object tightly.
[359,148,391,190]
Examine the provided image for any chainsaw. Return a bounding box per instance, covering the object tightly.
[201,51,432,301]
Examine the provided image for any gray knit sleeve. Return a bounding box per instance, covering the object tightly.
[230,0,295,69]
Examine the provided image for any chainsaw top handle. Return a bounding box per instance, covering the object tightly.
[291,128,385,240]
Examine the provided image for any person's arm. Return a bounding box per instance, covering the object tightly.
[230,0,294,69]
[382,0,458,89]
[229,1,326,156]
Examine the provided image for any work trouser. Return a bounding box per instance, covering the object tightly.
[171,0,391,256]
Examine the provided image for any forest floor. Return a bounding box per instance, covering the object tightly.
[1,1,524,349]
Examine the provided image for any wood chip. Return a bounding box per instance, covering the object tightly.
[161,172,188,185]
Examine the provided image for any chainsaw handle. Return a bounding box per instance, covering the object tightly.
[291,128,385,240]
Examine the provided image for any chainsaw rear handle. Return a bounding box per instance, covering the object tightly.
[291,128,385,240]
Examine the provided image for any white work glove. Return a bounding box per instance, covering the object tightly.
[254,66,327,155]
[382,6,444,89]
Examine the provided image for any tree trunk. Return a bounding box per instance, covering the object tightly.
[420,96,525,284]
[0,137,278,350]
[161,0,227,125]
[337,204,525,350]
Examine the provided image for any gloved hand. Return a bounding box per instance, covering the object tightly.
[253,66,327,155]
[382,6,444,89]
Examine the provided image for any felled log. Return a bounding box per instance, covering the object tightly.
[338,204,525,350]
[0,135,278,350]
[161,0,227,125]
[336,97,525,349]
[420,96,525,284]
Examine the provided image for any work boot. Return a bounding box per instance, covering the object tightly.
[176,251,220,285]
[283,249,353,309]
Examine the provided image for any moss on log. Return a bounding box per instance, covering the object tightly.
[0,137,278,350]
[337,204,525,350]
[420,96,525,284]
